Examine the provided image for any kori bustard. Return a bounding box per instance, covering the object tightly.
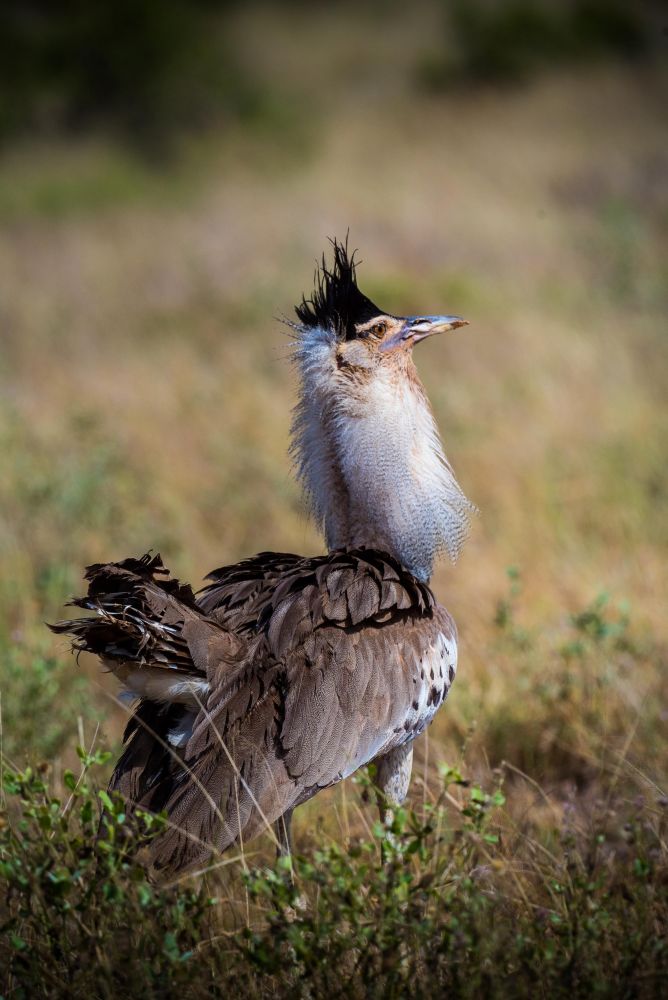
[52,240,473,878]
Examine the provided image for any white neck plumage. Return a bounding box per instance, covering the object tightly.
[291,324,473,582]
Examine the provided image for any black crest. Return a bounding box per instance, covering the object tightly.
[295,238,385,340]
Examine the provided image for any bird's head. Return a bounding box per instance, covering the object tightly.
[294,240,468,384]
[290,239,474,580]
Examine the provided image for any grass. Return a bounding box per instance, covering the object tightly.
[2,724,666,997]
[0,3,667,995]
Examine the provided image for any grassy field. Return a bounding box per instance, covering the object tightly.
[1,4,667,996]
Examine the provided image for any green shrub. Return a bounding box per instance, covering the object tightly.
[0,751,215,998]
[422,0,652,88]
[0,0,250,149]
[0,642,90,762]
[1,752,666,998]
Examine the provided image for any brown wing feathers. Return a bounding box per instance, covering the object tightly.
[110,700,188,814]
[51,549,440,877]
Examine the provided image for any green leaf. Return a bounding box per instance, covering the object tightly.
[63,770,77,791]
[98,790,114,812]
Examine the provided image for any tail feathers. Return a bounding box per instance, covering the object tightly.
[50,552,252,857]
[50,553,208,675]
[82,553,198,608]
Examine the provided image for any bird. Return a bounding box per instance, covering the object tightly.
[51,239,474,879]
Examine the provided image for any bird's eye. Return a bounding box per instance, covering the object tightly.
[355,321,385,340]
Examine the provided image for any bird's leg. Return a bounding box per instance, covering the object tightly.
[374,743,414,852]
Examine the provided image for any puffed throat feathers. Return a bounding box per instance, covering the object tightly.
[290,321,474,582]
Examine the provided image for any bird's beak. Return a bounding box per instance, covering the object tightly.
[379,315,468,352]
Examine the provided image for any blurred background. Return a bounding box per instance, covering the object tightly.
[1,0,666,826]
